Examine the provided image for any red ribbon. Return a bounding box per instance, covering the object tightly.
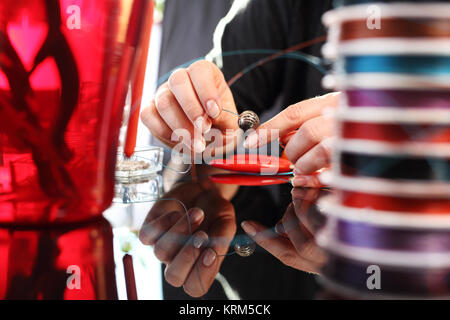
[338,190,450,214]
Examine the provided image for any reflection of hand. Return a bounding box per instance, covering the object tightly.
[241,188,327,274]
[139,182,236,297]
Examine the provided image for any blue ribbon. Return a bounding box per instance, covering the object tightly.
[343,55,450,76]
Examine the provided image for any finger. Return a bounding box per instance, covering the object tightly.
[291,189,320,235]
[245,92,340,149]
[183,215,236,298]
[281,205,327,266]
[142,183,204,224]
[292,194,327,236]
[294,137,335,175]
[139,210,184,246]
[141,100,176,147]
[154,208,205,264]
[241,220,320,274]
[154,83,205,153]
[187,60,223,119]
[279,131,297,149]
[291,187,321,203]
[188,60,238,130]
[168,68,212,133]
[284,115,335,166]
[164,231,209,288]
[291,174,324,188]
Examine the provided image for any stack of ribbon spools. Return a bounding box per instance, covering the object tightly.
[318,0,450,299]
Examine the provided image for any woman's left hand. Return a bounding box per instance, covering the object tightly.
[245,92,339,187]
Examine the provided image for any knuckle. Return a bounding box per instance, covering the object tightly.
[187,60,211,75]
[164,268,184,288]
[319,138,334,158]
[283,103,305,124]
[299,121,320,144]
[153,243,169,263]
[182,103,199,116]
[155,90,174,113]
[168,68,188,88]
[279,251,297,268]
[179,246,196,263]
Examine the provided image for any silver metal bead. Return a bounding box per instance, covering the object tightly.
[234,236,256,257]
[238,111,260,132]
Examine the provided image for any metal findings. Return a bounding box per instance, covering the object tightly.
[238,111,260,132]
[234,236,257,257]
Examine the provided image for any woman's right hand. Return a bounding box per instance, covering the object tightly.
[141,60,239,153]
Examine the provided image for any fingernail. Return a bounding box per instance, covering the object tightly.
[189,208,204,224]
[275,222,285,235]
[193,139,206,153]
[203,248,217,267]
[244,133,258,149]
[194,116,205,130]
[193,232,208,249]
[194,116,212,134]
[206,100,220,119]
[293,168,303,176]
[241,221,257,237]
[291,176,308,187]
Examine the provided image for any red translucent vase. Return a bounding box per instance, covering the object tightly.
[0,0,152,225]
[0,218,117,300]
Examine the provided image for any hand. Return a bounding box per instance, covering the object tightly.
[140,60,239,153]
[244,93,339,185]
[241,188,327,274]
[138,182,236,297]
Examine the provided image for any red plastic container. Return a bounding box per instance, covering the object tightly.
[0,0,152,225]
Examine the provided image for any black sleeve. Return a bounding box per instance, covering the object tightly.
[220,0,299,115]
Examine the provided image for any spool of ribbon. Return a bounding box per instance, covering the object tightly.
[337,190,450,214]
[339,152,450,181]
[321,252,450,298]
[344,89,450,109]
[342,55,450,76]
[340,122,450,144]
[339,18,450,41]
[334,0,450,7]
[326,217,450,251]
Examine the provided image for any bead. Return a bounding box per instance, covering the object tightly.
[234,236,256,257]
[238,111,260,132]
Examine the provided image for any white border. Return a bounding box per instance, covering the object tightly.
[336,139,450,157]
[337,107,450,124]
[323,39,450,59]
[323,74,450,90]
[323,3,450,26]
[318,195,450,229]
[318,231,450,268]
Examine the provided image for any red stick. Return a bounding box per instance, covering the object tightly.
[123,254,138,300]
[124,1,155,158]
